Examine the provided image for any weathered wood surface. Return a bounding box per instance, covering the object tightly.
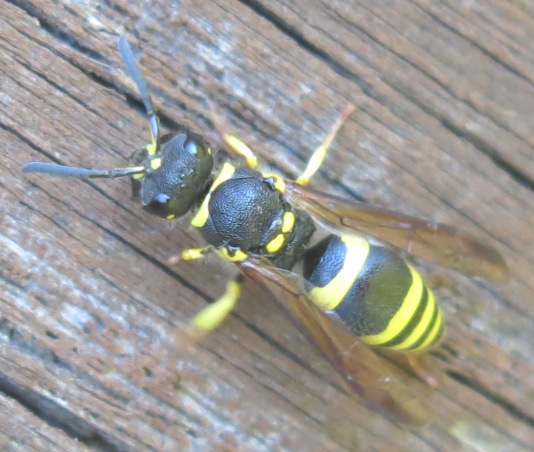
[1,0,533,450]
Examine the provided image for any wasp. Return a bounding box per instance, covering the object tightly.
[23,36,510,427]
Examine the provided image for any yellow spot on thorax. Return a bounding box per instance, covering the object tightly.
[218,247,248,262]
[281,211,296,233]
[266,234,285,253]
[262,173,286,193]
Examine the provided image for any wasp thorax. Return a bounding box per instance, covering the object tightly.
[135,133,214,219]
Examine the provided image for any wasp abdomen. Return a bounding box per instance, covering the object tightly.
[303,235,443,352]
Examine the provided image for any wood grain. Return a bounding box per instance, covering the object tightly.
[1,0,533,450]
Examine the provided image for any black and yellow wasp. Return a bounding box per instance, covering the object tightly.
[24,36,510,427]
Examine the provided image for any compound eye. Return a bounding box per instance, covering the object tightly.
[145,192,171,217]
[184,136,207,157]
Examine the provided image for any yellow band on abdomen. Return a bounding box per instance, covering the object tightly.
[309,236,370,311]
[361,264,423,346]
[388,289,437,351]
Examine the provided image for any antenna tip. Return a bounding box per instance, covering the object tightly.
[22,162,43,173]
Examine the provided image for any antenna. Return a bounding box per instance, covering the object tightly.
[23,162,145,179]
[118,35,160,152]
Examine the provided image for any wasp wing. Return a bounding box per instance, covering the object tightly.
[285,181,509,282]
[237,256,433,427]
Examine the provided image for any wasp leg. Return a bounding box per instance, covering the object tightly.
[210,107,258,168]
[170,276,243,371]
[167,246,213,266]
[296,104,356,186]
[190,275,244,338]
[407,353,440,389]
[221,134,259,169]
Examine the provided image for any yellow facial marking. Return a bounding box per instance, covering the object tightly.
[266,234,285,253]
[192,279,242,332]
[150,157,162,170]
[262,173,286,193]
[166,214,176,220]
[362,265,424,346]
[132,173,144,180]
[191,162,236,228]
[281,211,295,233]
[309,236,370,311]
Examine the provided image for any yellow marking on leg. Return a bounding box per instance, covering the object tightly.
[208,102,256,166]
[191,162,236,228]
[297,104,356,186]
[223,134,258,168]
[132,160,148,180]
[266,233,285,253]
[167,247,210,266]
[296,144,328,186]
[182,248,209,261]
[362,265,424,346]
[309,235,370,310]
[192,279,242,332]
[146,141,157,156]
[388,289,437,351]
